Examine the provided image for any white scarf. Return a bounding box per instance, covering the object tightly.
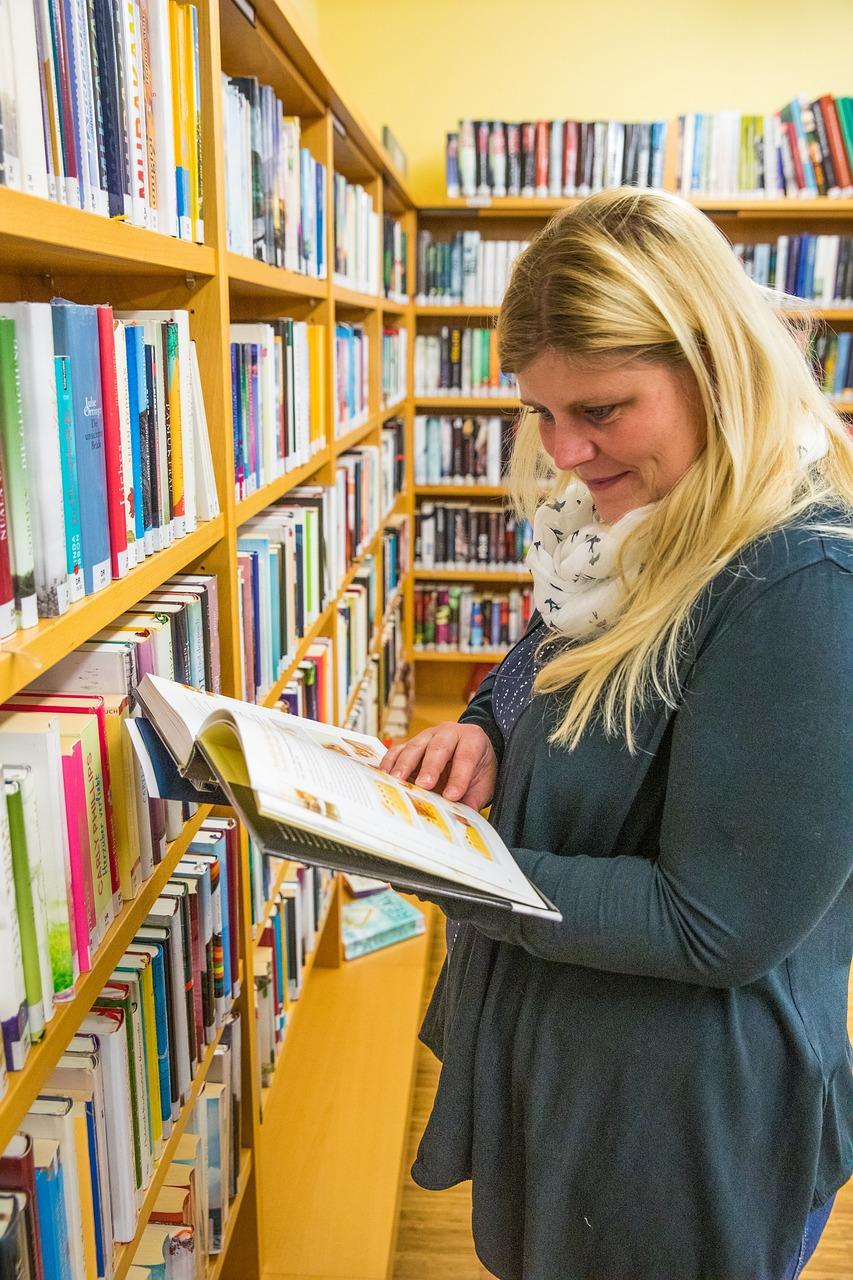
[528,419,829,640]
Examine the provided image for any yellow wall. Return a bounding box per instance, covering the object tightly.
[312,0,853,205]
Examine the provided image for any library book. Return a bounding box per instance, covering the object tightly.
[128,675,560,921]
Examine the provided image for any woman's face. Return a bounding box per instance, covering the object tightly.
[517,350,706,523]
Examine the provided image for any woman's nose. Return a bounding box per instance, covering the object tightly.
[550,423,597,472]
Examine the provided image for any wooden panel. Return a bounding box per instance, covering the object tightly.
[260,908,437,1279]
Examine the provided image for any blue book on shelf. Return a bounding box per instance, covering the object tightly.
[51,300,111,594]
[341,889,426,960]
[54,354,84,598]
[35,1140,73,1280]
[189,829,232,1006]
[84,1095,108,1278]
[231,343,243,496]
[124,324,147,546]
[145,940,173,1130]
[834,333,852,397]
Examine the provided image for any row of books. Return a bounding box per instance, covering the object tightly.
[0,823,239,1280]
[379,659,413,741]
[230,320,327,502]
[416,502,532,570]
[0,0,204,240]
[380,417,406,513]
[0,572,222,1040]
[341,597,404,739]
[0,301,218,635]
[381,327,408,408]
[414,584,534,652]
[332,175,380,295]
[414,330,516,399]
[382,216,410,302]
[381,516,408,619]
[336,559,376,715]
[445,118,668,200]
[255,864,335,1088]
[676,97,853,199]
[272,637,333,725]
[334,323,370,433]
[415,232,529,307]
[414,414,511,486]
[733,235,853,305]
[121,1027,242,1273]
[222,76,327,278]
[812,331,853,402]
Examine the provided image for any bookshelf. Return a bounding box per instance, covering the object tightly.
[2,4,851,1276]
[0,1,424,1277]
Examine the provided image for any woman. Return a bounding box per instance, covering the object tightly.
[381,189,853,1280]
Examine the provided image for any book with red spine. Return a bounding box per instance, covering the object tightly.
[563,121,578,196]
[534,121,550,197]
[96,306,130,580]
[0,1133,44,1280]
[782,120,806,192]
[818,95,853,193]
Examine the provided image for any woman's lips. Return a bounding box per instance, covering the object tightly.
[583,472,630,490]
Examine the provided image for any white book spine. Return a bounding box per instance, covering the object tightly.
[70,0,98,214]
[148,0,178,238]
[10,2,49,199]
[78,1016,137,1240]
[0,0,22,190]
[119,0,148,226]
[15,766,57,1027]
[549,120,563,198]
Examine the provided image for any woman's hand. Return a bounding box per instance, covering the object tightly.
[380,722,498,811]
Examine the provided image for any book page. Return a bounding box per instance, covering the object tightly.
[203,709,546,909]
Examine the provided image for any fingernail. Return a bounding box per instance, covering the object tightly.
[417,773,433,786]
[392,769,404,779]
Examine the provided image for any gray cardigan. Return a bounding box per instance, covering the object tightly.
[413,515,853,1280]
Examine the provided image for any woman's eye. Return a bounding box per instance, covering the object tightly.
[585,405,616,423]
[535,408,555,424]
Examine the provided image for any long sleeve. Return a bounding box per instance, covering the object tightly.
[447,560,853,988]
[457,668,504,764]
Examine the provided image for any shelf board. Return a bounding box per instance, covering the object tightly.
[227,253,328,300]
[380,296,410,315]
[414,566,529,582]
[334,415,376,453]
[422,194,853,217]
[333,282,381,310]
[0,806,212,1150]
[113,1019,227,1280]
[415,304,499,317]
[0,187,216,277]
[413,395,519,410]
[409,648,508,663]
[206,1150,253,1280]
[259,904,437,1279]
[235,449,331,525]
[0,516,225,704]
[415,483,508,497]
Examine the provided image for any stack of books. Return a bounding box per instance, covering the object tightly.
[380,418,406,513]
[336,559,375,714]
[0,301,218,636]
[1,0,205,239]
[416,231,530,305]
[230,320,327,501]
[334,323,370,433]
[414,583,534,652]
[415,502,532,570]
[237,490,335,704]
[382,216,410,302]
[415,329,517,398]
[223,75,327,277]
[733,234,853,303]
[0,821,240,1277]
[415,414,511,485]
[254,863,335,1086]
[0,572,220,1044]
[676,96,853,198]
[445,118,668,199]
[382,327,408,407]
[333,175,379,294]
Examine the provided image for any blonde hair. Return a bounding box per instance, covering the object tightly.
[498,188,853,749]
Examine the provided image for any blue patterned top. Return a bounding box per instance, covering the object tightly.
[492,625,542,739]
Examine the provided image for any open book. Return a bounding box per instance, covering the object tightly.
[128,675,560,920]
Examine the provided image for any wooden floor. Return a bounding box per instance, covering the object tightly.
[392,928,853,1280]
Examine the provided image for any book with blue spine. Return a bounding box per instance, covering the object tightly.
[33,1136,72,1280]
[128,940,174,1136]
[50,301,111,595]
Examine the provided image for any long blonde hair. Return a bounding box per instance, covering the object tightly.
[498,188,853,749]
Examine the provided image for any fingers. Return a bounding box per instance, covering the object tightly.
[443,730,494,803]
[413,724,465,789]
[380,725,451,784]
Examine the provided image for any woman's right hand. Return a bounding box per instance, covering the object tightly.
[380,722,498,811]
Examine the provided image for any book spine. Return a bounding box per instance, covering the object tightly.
[0,791,31,1071]
[0,319,38,629]
[0,450,16,639]
[62,742,97,969]
[96,306,130,580]
[4,780,46,1040]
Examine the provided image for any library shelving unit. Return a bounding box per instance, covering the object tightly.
[0,2,432,1279]
[409,184,853,722]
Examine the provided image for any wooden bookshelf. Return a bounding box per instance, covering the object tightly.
[409,648,510,663]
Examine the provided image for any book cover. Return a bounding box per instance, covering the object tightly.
[32,1137,71,1280]
[3,770,49,1040]
[342,889,425,959]
[0,1134,43,1280]
[0,789,30,1072]
[96,305,130,579]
